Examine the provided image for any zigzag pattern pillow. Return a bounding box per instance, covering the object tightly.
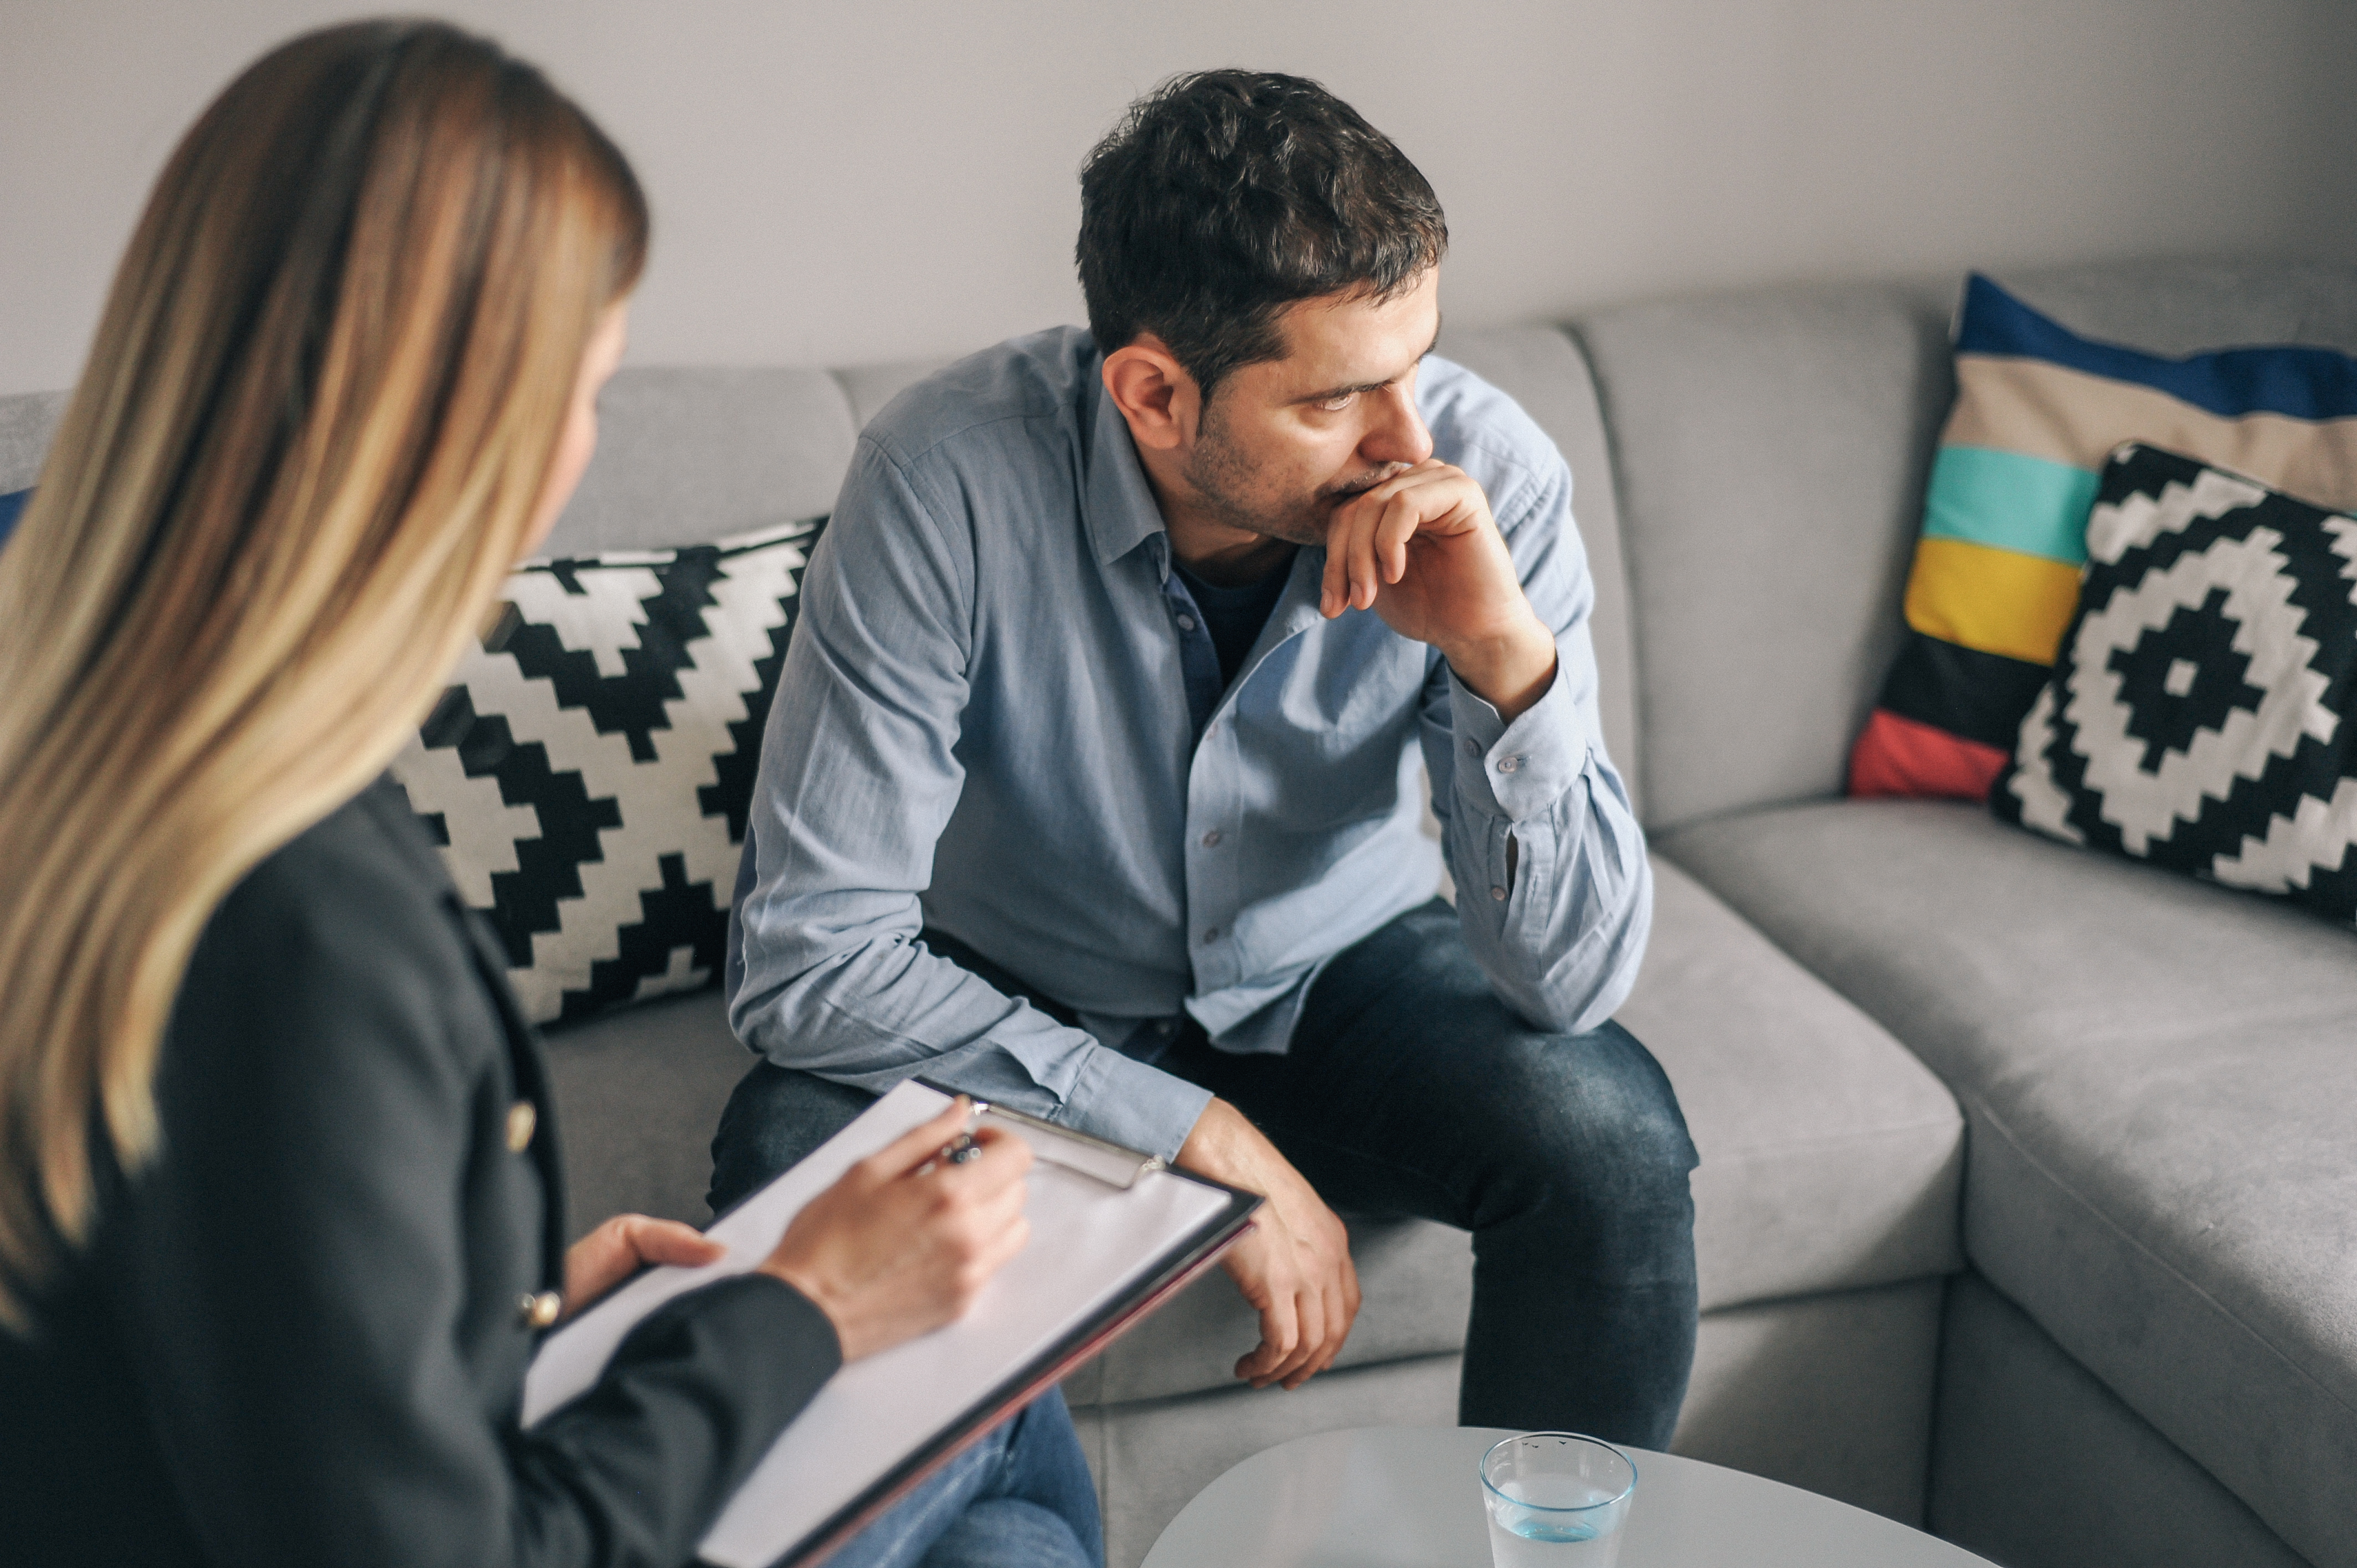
[1998,446,2357,923]
[391,517,824,1025]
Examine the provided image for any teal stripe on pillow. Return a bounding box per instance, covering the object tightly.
[1922,446,2097,565]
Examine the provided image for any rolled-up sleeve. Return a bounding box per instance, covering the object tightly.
[726,437,1210,1160]
[1419,455,1653,1034]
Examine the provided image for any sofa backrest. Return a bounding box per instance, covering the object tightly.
[0,390,66,493]
[1573,281,1958,832]
[1440,326,1640,811]
[1574,260,2357,834]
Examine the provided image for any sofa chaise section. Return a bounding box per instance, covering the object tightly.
[1578,259,2357,1568]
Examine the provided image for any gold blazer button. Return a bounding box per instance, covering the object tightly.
[519,1290,563,1329]
[506,1100,537,1153]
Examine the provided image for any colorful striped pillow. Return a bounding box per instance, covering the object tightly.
[1847,274,2357,801]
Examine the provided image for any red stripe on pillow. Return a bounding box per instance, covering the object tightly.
[1847,709,2009,802]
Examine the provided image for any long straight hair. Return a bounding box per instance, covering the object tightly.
[0,20,647,1330]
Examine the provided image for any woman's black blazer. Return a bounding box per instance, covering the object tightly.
[1,777,840,1566]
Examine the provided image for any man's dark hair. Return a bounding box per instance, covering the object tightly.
[1076,70,1448,400]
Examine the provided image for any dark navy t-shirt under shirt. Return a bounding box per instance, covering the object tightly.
[1174,553,1295,689]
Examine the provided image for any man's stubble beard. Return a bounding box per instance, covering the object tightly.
[1182,397,1399,550]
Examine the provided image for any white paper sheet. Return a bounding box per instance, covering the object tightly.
[521,1080,1234,1568]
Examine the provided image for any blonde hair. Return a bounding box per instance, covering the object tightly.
[0,20,647,1329]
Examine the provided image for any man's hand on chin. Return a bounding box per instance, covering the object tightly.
[1176,1097,1361,1390]
[1319,459,1559,723]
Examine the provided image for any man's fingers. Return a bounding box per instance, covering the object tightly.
[1238,1292,1301,1384]
[1303,1275,1357,1383]
[1320,530,1351,618]
[1353,506,1386,610]
[1264,1287,1326,1386]
[1262,1283,1324,1384]
[1375,496,1420,585]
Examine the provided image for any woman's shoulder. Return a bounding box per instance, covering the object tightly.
[217,776,463,946]
[178,775,495,1075]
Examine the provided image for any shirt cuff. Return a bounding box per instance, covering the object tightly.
[1448,644,1592,822]
[1050,1041,1215,1164]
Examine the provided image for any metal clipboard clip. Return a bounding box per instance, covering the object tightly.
[915,1080,1166,1190]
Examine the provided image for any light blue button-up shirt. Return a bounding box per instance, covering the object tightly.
[727,327,1650,1161]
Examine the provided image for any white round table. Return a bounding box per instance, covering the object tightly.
[1141,1427,1998,1567]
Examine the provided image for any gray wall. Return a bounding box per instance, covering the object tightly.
[4,0,2354,395]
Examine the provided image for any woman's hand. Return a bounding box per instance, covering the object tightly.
[562,1214,727,1321]
[760,1098,1034,1363]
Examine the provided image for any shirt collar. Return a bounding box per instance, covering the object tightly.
[1080,363,1172,569]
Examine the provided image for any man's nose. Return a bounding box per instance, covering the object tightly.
[1362,382,1434,468]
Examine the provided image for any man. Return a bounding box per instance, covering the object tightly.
[716,70,1696,1442]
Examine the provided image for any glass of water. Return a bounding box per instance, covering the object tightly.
[1479,1432,1638,1566]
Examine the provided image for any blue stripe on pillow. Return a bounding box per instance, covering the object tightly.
[1954,273,2357,422]
[0,489,27,549]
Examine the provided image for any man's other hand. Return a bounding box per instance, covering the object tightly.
[1177,1097,1360,1390]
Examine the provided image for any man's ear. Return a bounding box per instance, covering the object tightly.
[1101,334,1198,453]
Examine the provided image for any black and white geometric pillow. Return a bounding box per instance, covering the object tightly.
[1996,445,2357,923]
[390,517,825,1024]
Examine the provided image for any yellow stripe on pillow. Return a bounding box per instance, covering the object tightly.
[1902,537,2084,666]
[1947,357,2357,510]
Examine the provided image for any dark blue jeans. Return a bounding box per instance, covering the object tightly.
[713,899,1699,1446]
[823,1388,1099,1568]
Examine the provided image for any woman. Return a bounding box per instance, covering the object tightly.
[0,22,1099,1568]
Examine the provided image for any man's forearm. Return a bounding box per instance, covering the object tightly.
[1438,610,1558,723]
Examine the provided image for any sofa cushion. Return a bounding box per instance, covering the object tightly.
[539,987,754,1237]
[1623,863,1961,1311]
[1852,274,2357,804]
[1661,798,2357,1568]
[1998,445,2357,924]
[392,518,824,1024]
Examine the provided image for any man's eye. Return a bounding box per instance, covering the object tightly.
[1316,393,1356,413]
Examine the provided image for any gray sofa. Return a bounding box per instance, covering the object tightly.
[4,259,2348,1568]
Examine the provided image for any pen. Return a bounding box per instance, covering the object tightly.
[914,1098,991,1177]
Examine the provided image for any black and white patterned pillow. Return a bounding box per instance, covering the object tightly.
[1996,445,2357,922]
[391,517,825,1024]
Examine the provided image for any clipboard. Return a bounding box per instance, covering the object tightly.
[521,1078,1260,1568]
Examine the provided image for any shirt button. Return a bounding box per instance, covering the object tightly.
[1201,829,1222,847]
[506,1100,537,1153]
[1490,885,1508,901]
[1497,756,1521,774]
[1176,614,1198,631]
[518,1290,563,1329]
[1201,927,1219,943]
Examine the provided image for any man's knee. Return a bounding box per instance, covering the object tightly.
[1487,1020,1697,1228]
[707,1062,876,1215]
[1565,1021,1698,1188]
